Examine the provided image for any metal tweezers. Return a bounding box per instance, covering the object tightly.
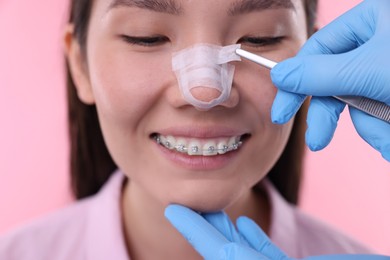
[235,48,390,124]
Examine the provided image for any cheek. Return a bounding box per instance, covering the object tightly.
[84,39,175,173]
[234,62,276,122]
[87,42,173,124]
[234,50,296,183]
[234,44,304,117]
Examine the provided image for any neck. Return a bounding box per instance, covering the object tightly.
[121,180,270,260]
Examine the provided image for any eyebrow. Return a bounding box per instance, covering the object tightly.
[108,0,294,16]
[228,0,295,15]
[108,0,182,15]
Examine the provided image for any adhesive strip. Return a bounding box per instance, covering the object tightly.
[172,43,241,110]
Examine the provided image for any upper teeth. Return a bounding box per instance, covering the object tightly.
[155,134,243,156]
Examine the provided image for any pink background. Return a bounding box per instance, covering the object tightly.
[1,0,389,254]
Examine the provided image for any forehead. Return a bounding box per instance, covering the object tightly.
[106,0,299,15]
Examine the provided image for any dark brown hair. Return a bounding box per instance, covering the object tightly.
[67,0,318,204]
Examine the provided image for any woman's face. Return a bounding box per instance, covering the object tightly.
[69,0,307,211]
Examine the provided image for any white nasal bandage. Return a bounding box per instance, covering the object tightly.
[172,43,241,110]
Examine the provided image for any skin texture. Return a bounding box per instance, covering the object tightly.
[65,0,307,259]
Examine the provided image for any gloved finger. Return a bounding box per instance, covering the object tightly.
[349,108,390,162]
[271,45,390,103]
[222,242,270,260]
[271,89,306,124]
[236,217,289,260]
[165,205,229,260]
[298,0,375,56]
[202,212,248,245]
[305,97,345,151]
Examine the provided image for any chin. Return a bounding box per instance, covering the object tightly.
[170,200,229,213]
[166,185,241,213]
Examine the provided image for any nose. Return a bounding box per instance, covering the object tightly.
[191,87,220,103]
[172,43,241,111]
[189,84,239,111]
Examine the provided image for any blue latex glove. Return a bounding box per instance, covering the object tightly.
[165,204,389,260]
[270,0,390,161]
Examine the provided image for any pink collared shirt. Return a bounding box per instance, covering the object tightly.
[262,179,373,257]
[0,171,373,259]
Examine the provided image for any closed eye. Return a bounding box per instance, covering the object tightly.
[121,35,169,47]
[238,36,285,48]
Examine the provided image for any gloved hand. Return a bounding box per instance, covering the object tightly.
[270,0,390,162]
[165,204,389,260]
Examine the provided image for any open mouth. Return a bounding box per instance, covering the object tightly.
[151,133,250,156]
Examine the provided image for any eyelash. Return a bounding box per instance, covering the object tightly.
[120,35,284,48]
[121,35,169,46]
[238,36,285,47]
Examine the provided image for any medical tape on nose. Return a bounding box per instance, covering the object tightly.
[172,43,241,110]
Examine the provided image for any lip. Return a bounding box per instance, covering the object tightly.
[150,126,250,171]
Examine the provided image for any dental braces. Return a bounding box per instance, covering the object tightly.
[154,136,243,154]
